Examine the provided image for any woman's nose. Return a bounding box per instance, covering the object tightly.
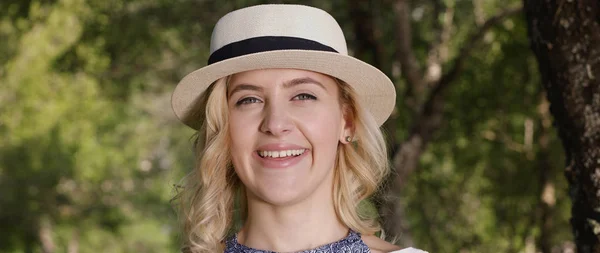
[260,103,293,136]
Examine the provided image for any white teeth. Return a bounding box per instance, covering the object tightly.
[258,149,305,158]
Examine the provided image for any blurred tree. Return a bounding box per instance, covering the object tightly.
[380,1,525,245]
[344,0,573,252]
[0,0,195,252]
[524,0,600,252]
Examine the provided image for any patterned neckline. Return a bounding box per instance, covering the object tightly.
[224,230,370,253]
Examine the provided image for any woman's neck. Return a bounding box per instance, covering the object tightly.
[237,182,348,252]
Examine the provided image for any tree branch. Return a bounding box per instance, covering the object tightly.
[394,0,425,95]
[68,228,80,253]
[39,217,56,253]
[425,1,454,85]
[382,4,524,240]
[427,5,523,104]
[536,96,554,253]
[472,0,486,26]
[404,4,524,163]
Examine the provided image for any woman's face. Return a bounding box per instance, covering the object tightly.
[228,69,350,206]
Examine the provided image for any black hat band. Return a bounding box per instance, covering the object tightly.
[208,36,339,65]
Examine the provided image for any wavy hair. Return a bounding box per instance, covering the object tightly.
[175,75,391,252]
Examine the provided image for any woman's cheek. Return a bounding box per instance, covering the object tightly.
[298,110,341,139]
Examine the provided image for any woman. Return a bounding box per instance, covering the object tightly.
[172,4,427,253]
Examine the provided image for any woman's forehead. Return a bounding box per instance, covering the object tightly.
[228,69,338,89]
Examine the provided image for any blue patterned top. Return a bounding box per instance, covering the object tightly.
[224,230,370,253]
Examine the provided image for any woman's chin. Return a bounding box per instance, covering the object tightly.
[251,185,312,207]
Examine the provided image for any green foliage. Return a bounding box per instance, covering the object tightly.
[0,0,572,252]
[1,0,193,252]
[393,1,572,252]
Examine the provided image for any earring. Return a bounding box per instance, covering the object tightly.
[345,136,352,142]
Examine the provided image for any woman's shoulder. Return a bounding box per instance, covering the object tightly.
[360,234,399,252]
[388,248,429,253]
[361,234,428,253]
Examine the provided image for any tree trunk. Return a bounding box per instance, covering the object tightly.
[524,1,600,252]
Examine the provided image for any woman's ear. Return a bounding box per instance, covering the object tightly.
[339,104,355,144]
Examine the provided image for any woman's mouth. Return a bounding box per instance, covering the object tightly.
[255,149,308,169]
[257,149,306,158]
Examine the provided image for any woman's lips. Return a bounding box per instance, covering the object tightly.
[253,149,309,169]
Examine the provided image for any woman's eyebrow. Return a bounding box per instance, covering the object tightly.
[229,77,326,97]
[228,84,263,97]
[283,77,327,91]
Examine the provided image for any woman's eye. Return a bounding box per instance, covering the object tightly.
[236,97,261,105]
[293,93,317,101]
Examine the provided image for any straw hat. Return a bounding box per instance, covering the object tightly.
[171,4,396,130]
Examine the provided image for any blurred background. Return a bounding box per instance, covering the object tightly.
[0,0,572,252]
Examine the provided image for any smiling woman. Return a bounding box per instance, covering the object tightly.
[171,4,427,253]
[228,69,350,207]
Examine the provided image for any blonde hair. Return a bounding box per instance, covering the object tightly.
[175,76,391,252]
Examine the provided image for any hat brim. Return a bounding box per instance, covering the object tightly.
[171,50,396,130]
